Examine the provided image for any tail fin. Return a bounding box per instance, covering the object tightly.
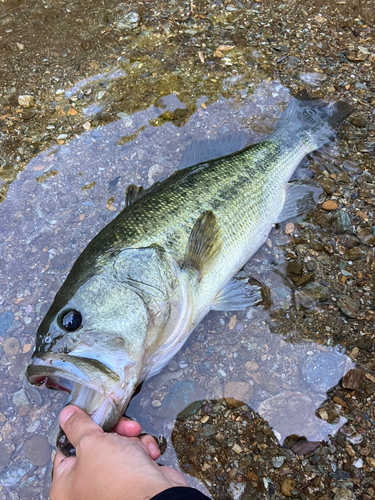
[276,89,354,152]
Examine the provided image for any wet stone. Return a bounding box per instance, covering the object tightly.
[271,456,285,468]
[357,228,375,246]
[3,337,20,355]
[286,261,303,278]
[115,12,140,31]
[333,488,354,500]
[294,272,315,287]
[156,381,204,419]
[349,116,367,128]
[0,461,33,487]
[0,441,15,473]
[23,435,51,466]
[337,296,360,318]
[0,311,13,335]
[281,477,296,497]
[12,389,29,407]
[290,439,321,455]
[319,178,335,195]
[334,211,352,233]
[345,247,363,261]
[322,200,338,211]
[329,470,350,480]
[223,381,254,407]
[202,424,216,437]
[21,180,37,193]
[342,368,363,390]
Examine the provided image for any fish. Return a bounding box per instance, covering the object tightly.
[26,91,353,431]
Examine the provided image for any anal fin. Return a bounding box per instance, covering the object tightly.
[213,277,262,311]
[183,210,222,279]
[277,180,324,223]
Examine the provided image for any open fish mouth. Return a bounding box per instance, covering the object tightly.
[26,355,130,429]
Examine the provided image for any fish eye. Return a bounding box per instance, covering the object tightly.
[60,310,82,332]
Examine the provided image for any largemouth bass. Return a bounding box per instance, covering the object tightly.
[26,92,353,431]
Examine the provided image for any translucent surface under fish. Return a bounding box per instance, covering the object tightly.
[1,2,375,497]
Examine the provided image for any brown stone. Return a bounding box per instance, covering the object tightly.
[23,435,51,466]
[281,477,296,497]
[322,200,338,211]
[3,337,20,356]
[224,381,254,407]
[342,368,363,390]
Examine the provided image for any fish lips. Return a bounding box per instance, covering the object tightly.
[26,353,136,430]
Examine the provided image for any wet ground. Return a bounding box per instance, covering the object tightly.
[0,0,375,499]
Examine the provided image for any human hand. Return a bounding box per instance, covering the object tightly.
[50,405,189,500]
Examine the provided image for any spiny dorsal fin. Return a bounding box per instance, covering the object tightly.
[125,182,161,207]
[183,210,222,279]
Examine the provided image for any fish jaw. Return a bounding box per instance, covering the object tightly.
[26,351,141,431]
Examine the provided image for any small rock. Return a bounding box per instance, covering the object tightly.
[224,381,254,407]
[346,51,367,62]
[168,360,179,372]
[366,457,375,468]
[285,222,294,234]
[294,272,315,287]
[0,442,15,473]
[342,368,363,390]
[319,178,335,195]
[115,11,140,30]
[281,477,296,497]
[3,337,20,355]
[0,311,13,335]
[349,116,366,128]
[337,296,359,318]
[334,211,352,233]
[333,487,353,500]
[21,180,36,193]
[345,247,363,261]
[322,200,338,211]
[18,95,35,108]
[286,261,303,277]
[232,443,243,454]
[23,435,51,466]
[357,227,375,246]
[271,456,285,468]
[291,439,321,455]
[12,389,29,407]
[202,425,216,437]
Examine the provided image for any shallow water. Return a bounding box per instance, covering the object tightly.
[1,1,375,499]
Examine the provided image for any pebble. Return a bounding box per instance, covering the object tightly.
[333,487,353,500]
[345,247,363,261]
[281,477,296,497]
[335,211,352,233]
[3,337,20,355]
[337,296,360,318]
[0,311,13,335]
[0,442,15,473]
[115,12,140,31]
[224,381,254,407]
[21,179,36,193]
[291,439,321,455]
[18,95,35,108]
[232,443,243,454]
[23,435,51,466]
[342,368,363,390]
[12,389,29,407]
[285,222,294,234]
[271,456,285,468]
[322,200,338,211]
[366,457,375,468]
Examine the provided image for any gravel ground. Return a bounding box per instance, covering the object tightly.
[0,1,374,499]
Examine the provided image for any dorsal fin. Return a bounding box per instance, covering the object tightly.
[125,182,161,207]
[183,210,222,279]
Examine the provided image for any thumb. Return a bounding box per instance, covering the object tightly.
[59,405,103,453]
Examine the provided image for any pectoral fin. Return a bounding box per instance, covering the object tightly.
[183,210,222,279]
[212,277,262,311]
[277,180,324,223]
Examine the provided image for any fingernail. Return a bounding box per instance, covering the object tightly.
[60,406,76,425]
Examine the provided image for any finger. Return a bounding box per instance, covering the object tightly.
[112,417,142,437]
[52,449,76,480]
[59,405,103,451]
[139,435,161,460]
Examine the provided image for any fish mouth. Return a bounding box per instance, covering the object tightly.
[26,354,136,431]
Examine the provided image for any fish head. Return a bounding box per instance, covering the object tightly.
[26,246,191,431]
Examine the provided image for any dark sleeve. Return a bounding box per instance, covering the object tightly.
[150,487,211,500]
